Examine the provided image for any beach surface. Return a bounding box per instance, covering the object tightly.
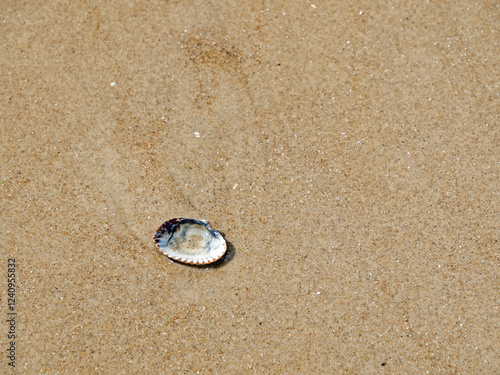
[1,1,498,373]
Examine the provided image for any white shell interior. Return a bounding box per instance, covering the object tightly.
[155,221,226,264]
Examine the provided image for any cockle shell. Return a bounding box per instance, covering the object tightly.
[153,218,227,265]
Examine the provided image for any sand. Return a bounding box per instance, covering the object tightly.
[1,1,498,373]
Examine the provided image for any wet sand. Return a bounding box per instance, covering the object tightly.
[1,1,498,373]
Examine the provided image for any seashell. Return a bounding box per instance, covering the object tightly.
[153,218,227,265]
